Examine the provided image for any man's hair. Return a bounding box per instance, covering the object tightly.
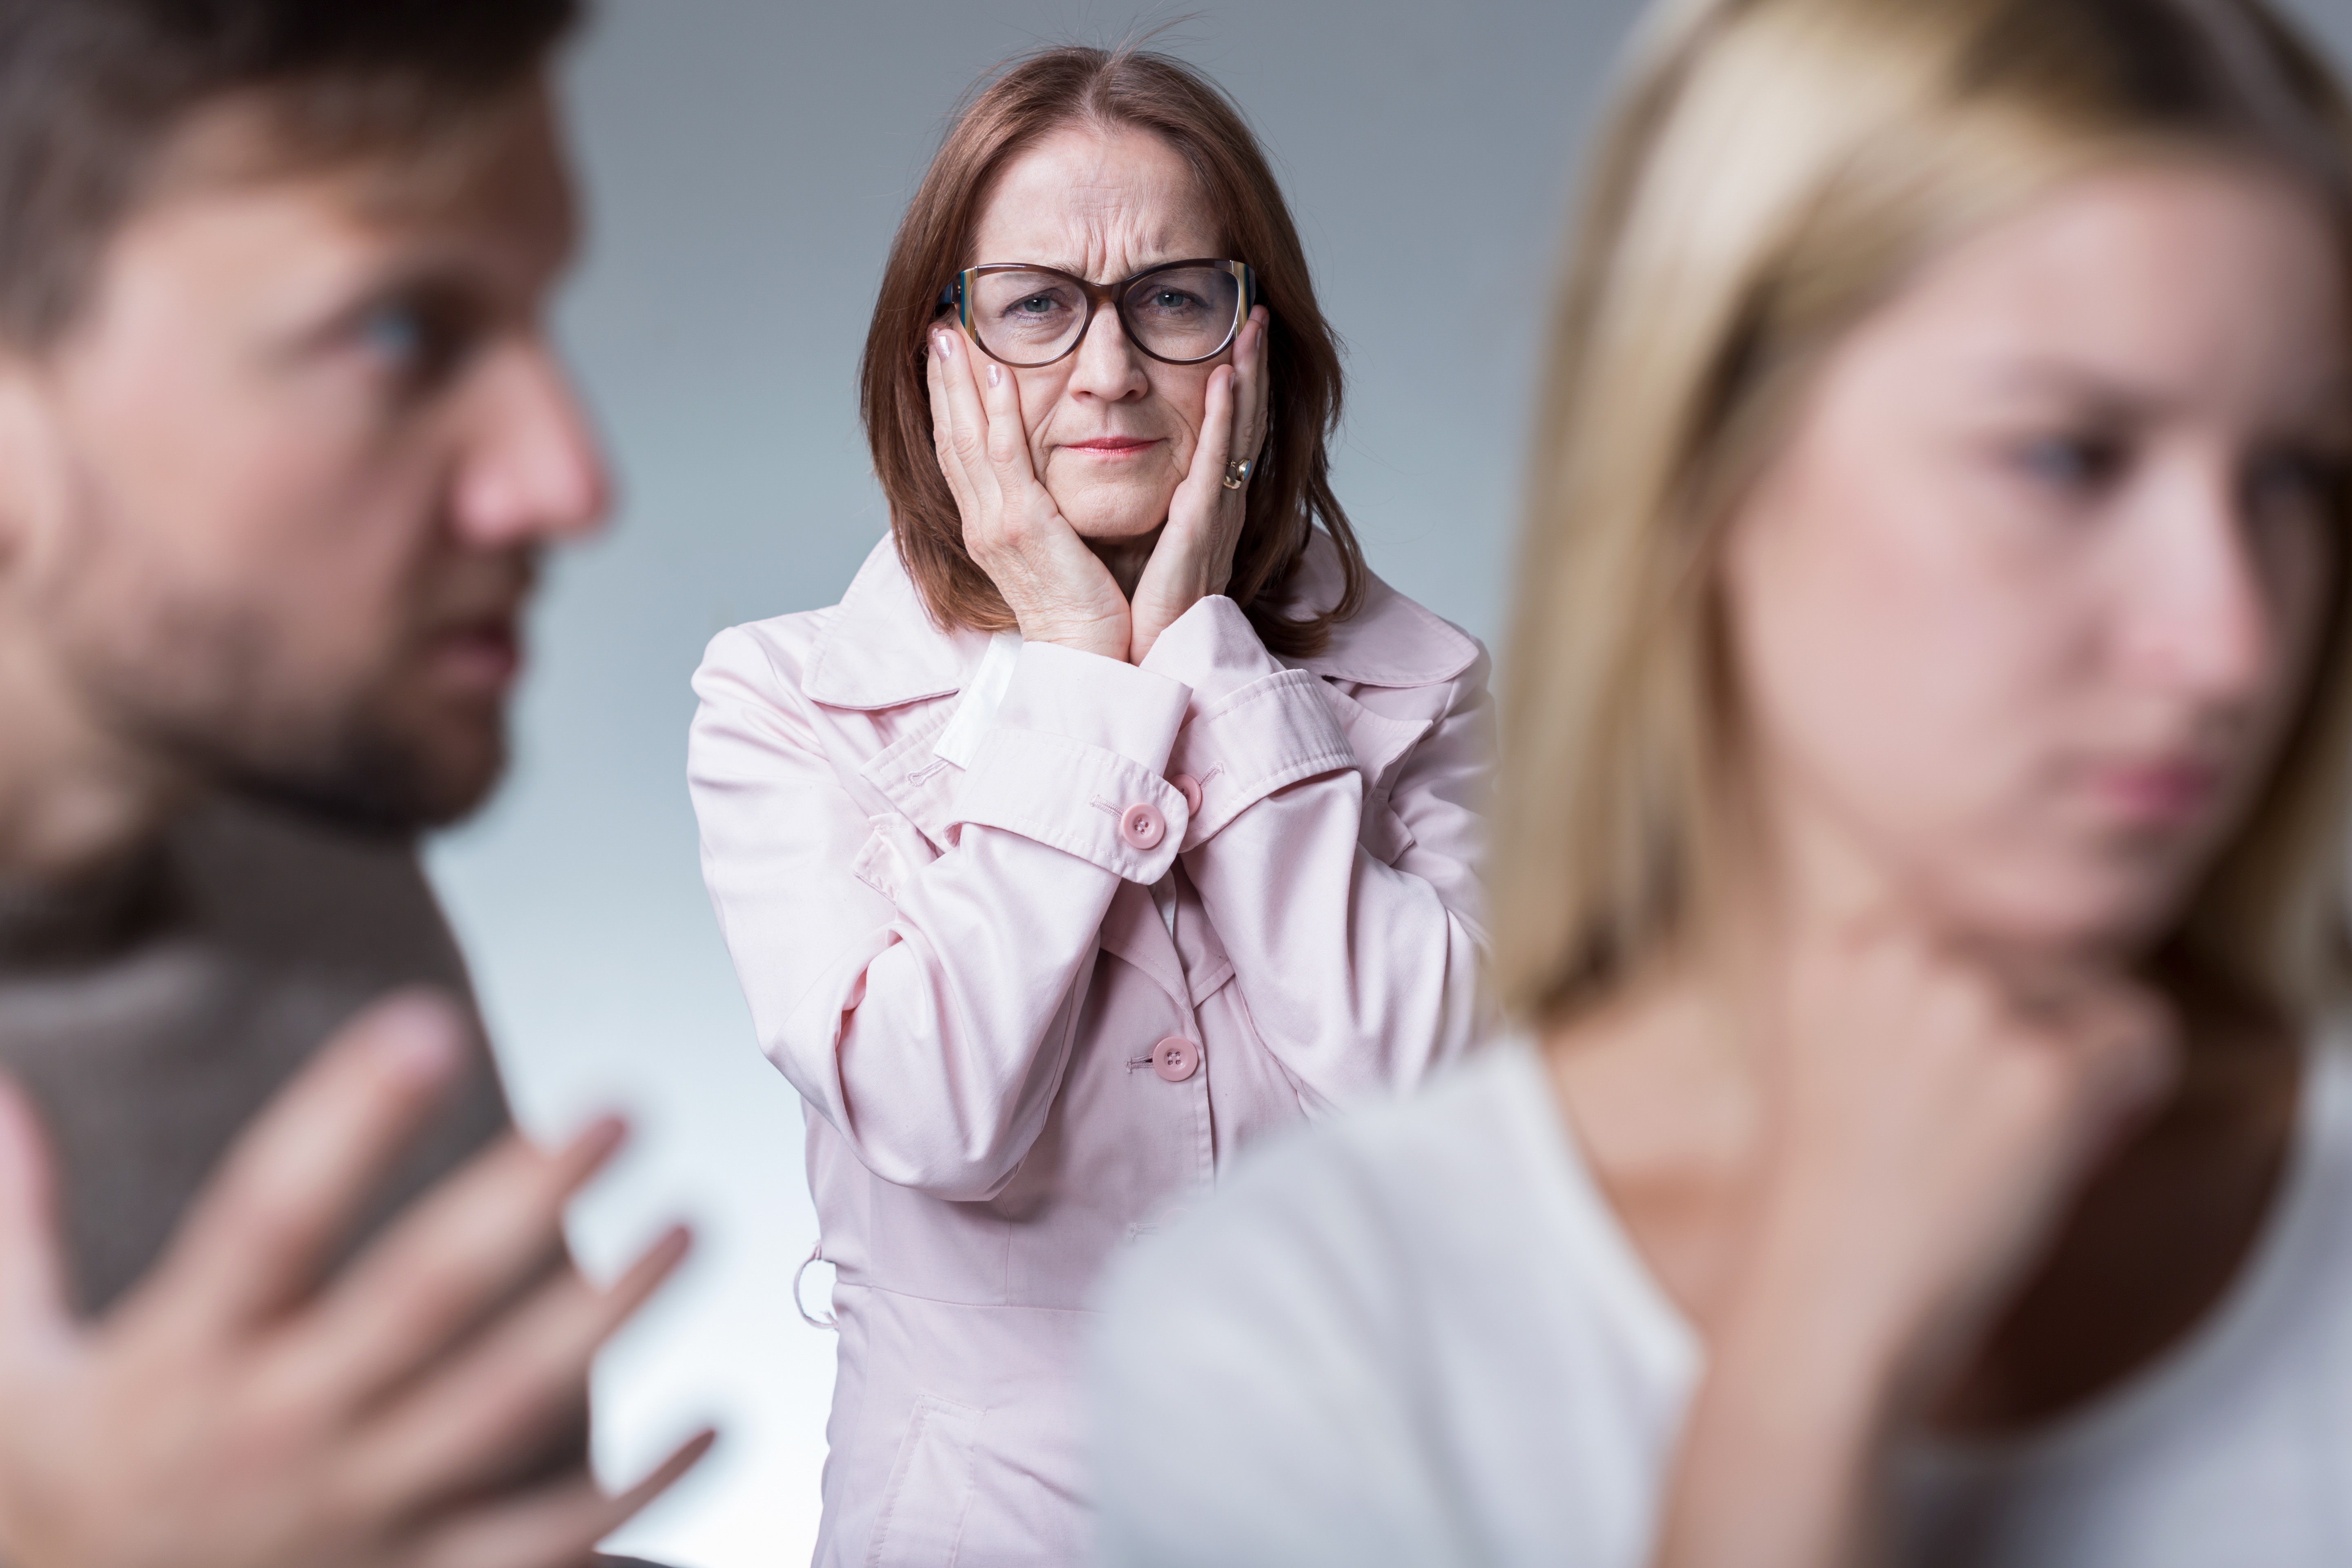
[0,0,581,344]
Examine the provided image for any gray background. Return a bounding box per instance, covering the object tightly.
[424,2,2352,1563]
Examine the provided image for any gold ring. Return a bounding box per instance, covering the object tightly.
[1222,459,1252,490]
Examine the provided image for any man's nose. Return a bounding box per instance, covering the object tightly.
[448,337,610,548]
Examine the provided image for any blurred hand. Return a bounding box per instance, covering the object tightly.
[1758,920,2178,1390]
[1653,920,2175,1568]
[928,327,1132,661]
[0,990,711,1568]
[1127,307,1268,664]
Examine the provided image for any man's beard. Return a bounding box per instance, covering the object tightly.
[214,700,509,837]
[73,597,510,838]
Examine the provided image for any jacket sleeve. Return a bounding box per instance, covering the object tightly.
[688,626,1195,1200]
[1140,596,1494,1111]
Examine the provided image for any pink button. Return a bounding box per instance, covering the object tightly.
[1171,773,1203,815]
[1152,1036,1200,1082]
[1120,802,1166,851]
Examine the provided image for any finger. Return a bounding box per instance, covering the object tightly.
[349,1226,691,1514]
[407,1430,716,1568]
[935,330,1020,530]
[129,989,468,1345]
[1234,305,1270,461]
[926,331,983,517]
[1170,362,1238,544]
[273,1115,628,1412]
[1189,363,1236,504]
[0,1074,72,1350]
[2054,984,2180,1138]
[971,337,1041,489]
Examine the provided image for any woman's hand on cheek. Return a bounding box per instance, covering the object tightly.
[929,328,1131,661]
[1129,307,1269,664]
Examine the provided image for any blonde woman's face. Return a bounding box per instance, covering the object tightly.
[1722,164,2351,957]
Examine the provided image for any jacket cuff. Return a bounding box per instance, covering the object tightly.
[1165,669,1356,849]
[1137,595,1285,708]
[950,641,1193,882]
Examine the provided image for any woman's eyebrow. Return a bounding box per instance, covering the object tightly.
[1980,359,2174,421]
[980,219,1202,280]
[971,254,1194,285]
[1979,359,2352,441]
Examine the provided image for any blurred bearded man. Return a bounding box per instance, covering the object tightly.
[0,3,706,1564]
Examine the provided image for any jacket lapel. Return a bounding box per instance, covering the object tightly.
[804,536,991,712]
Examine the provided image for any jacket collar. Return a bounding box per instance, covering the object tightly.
[801,537,991,710]
[802,528,1480,712]
[1277,527,1481,688]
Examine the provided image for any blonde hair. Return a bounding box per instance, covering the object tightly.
[1493,0,2352,1026]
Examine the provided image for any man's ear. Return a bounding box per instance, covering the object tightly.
[0,352,67,587]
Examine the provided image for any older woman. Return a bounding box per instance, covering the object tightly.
[687,45,1490,1568]
[1094,1,2352,1564]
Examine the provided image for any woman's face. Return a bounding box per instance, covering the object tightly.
[1722,163,2350,957]
[962,123,1229,540]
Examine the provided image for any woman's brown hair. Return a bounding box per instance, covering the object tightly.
[860,44,1365,656]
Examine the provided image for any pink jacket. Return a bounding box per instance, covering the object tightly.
[687,531,1492,1568]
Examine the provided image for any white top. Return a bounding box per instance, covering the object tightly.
[1089,1033,2352,1567]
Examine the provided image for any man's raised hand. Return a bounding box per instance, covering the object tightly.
[0,990,711,1568]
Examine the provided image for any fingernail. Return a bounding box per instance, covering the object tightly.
[368,993,464,1083]
[985,362,1001,389]
[572,1113,629,1163]
[933,331,950,359]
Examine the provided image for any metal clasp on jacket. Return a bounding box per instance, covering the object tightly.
[793,1241,838,1330]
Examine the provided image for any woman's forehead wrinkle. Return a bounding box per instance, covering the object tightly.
[975,128,1216,280]
[1067,203,1194,282]
[1018,182,1203,280]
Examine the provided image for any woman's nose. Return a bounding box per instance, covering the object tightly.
[1065,306,1150,401]
[2114,465,2278,707]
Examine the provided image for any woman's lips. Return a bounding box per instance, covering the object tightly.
[2082,758,2222,827]
[1060,437,1162,458]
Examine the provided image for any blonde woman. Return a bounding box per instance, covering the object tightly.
[1091,0,2352,1564]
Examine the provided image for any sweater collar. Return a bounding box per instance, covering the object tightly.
[0,835,178,969]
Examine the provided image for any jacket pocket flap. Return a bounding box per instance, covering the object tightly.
[867,1392,984,1568]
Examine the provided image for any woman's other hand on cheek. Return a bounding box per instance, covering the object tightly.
[1129,307,1269,664]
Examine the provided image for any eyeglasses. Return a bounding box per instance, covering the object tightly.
[938,258,1257,368]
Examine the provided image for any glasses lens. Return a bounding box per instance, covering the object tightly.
[967,269,1088,365]
[1121,265,1243,361]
